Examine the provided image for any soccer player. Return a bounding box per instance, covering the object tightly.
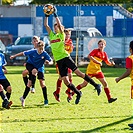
[0,52,12,109]
[67,39,117,103]
[22,36,40,93]
[115,40,133,129]
[53,29,74,102]
[44,6,102,104]
[10,40,52,107]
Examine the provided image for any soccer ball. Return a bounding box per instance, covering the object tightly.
[43,4,55,16]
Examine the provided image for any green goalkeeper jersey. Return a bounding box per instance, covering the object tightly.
[49,31,69,61]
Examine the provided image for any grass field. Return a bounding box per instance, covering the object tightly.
[0,66,133,133]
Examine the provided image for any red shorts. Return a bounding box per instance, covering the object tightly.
[88,72,104,79]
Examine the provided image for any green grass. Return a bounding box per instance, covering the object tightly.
[0,66,133,133]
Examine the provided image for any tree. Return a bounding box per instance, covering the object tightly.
[2,0,14,5]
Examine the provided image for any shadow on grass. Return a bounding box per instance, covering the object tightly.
[1,114,132,123]
[70,116,133,133]
[0,102,59,110]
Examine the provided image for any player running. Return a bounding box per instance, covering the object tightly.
[0,52,12,109]
[10,40,52,107]
[66,39,117,103]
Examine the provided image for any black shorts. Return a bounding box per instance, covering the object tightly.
[26,63,44,80]
[0,79,10,91]
[26,63,36,73]
[56,56,77,77]
[37,71,44,80]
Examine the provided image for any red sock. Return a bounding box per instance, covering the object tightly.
[104,88,111,100]
[71,84,82,96]
[76,85,82,90]
[56,79,62,94]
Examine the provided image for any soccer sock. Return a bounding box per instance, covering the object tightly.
[66,79,72,94]
[32,77,36,88]
[104,88,111,100]
[71,85,82,96]
[31,75,36,88]
[0,91,7,100]
[67,83,80,95]
[23,76,28,86]
[76,85,82,90]
[42,86,48,100]
[23,86,30,99]
[6,92,11,100]
[84,74,97,87]
[56,79,62,94]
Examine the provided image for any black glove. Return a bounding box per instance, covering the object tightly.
[53,6,58,17]
[45,14,50,17]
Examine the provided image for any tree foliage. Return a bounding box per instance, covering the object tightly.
[2,0,14,5]
[1,0,133,13]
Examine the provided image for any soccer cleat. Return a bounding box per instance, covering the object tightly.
[44,100,48,106]
[30,88,35,93]
[75,91,82,104]
[65,90,73,103]
[53,91,60,102]
[128,124,133,129]
[2,100,12,109]
[95,84,102,96]
[20,97,25,107]
[108,98,117,103]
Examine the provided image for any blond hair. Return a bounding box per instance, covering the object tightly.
[98,39,106,45]
[38,40,45,47]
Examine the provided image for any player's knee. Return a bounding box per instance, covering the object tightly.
[39,80,45,88]
[0,84,3,92]
[22,69,28,77]
[7,86,12,93]
[32,69,38,76]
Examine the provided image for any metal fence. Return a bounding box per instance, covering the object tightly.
[0,4,133,66]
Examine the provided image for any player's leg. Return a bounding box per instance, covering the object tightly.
[74,68,101,96]
[65,68,72,93]
[62,76,82,104]
[98,77,117,103]
[22,69,29,86]
[57,57,82,104]
[53,64,62,102]
[20,79,32,107]
[66,57,101,96]
[67,80,88,103]
[1,79,12,100]
[53,75,62,102]
[0,84,12,109]
[38,72,48,105]
[30,68,37,93]
[25,63,36,93]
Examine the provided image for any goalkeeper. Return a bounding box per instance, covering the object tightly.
[44,6,102,104]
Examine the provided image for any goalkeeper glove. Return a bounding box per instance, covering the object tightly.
[53,6,58,17]
[45,14,50,17]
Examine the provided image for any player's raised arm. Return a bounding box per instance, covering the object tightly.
[43,4,54,35]
[53,6,64,33]
[44,16,51,35]
[10,52,24,59]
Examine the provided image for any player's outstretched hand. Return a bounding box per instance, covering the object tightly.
[10,55,14,59]
[115,78,120,83]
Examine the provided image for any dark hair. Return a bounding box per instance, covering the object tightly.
[130,41,133,50]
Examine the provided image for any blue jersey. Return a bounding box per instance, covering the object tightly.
[23,49,51,69]
[0,53,7,79]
